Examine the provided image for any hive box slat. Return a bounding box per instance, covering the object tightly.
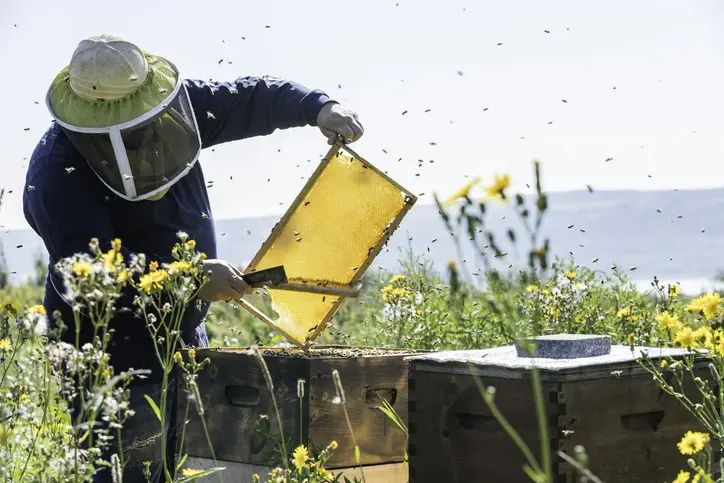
[178,346,419,469]
[406,345,714,483]
[180,457,408,482]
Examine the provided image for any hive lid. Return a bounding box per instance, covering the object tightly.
[406,345,705,382]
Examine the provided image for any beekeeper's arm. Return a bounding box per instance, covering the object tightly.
[23,164,249,304]
[184,76,363,148]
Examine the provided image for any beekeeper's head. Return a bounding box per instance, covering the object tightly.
[46,34,201,201]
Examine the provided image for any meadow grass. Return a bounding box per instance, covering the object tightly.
[2,164,724,482]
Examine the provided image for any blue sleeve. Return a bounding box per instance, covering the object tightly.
[23,162,139,266]
[184,75,334,149]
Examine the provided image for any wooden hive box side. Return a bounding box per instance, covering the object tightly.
[308,355,410,469]
[408,366,562,483]
[557,364,714,483]
[178,349,308,466]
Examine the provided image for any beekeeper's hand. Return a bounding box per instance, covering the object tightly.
[197,259,252,302]
[317,102,364,145]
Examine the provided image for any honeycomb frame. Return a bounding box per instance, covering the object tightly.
[238,140,417,349]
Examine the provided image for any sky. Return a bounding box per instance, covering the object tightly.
[1,0,723,230]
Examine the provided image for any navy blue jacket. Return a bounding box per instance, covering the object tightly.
[23,75,333,383]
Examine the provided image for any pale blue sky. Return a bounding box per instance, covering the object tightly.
[1,0,723,230]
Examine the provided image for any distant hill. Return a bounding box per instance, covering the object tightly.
[3,188,724,294]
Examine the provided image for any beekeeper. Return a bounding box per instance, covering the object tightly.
[23,34,364,481]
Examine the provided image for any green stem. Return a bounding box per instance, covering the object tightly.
[299,396,303,446]
[530,367,553,482]
[160,371,172,482]
[18,355,51,482]
[340,402,366,483]
[0,334,24,388]
[199,407,224,483]
[117,426,125,475]
[175,388,191,472]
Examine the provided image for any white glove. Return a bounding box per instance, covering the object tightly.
[316,102,364,145]
[197,259,252,302]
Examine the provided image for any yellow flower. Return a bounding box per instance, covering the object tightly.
[627,333,636,346]
[181,468,204,477]
[381,285,393,301]
[169,260,192,275]
[388,274,406,285]
[0,339,10,351]
[674,327,696,349]
[188,348,196,359]
[660,359,668,369]
[111,238,122,252]
[693,327,714,348]
[102,368,111,379]
[526,285,539,292]
[693,472,714,483]
[686,293,721,320]
[102,250,123,272]
[251,475,260,483]
[617,307,632,319]
[328,440,338,450]
[116,270,131,284]
[138,270,169,293]
[656,311,681,332]
[673,471,691,483]
[72,261,92,278]
[484,174,510,198]
[186,239,197,249]
[28,305,46,315]
[677,431,709,455]
[173,352,183,364]
[381,285,410,303]
[574,313,585,324]
[444,177,481,204]
[319,467,334,480]
[668,283,681,299]
[541,289,550,296]
[19,393,30,405]
[149,260,159,272]
[292,445,309,469]
[565,271,576,281]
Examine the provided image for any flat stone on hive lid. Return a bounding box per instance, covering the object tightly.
[515,334,612,359]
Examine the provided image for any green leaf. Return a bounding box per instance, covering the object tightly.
[144,394,162,422]
[354,445,361,465]
[176,453,188,472]
[376,398,408,435]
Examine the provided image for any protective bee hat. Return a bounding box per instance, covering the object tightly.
[46,34,201,201]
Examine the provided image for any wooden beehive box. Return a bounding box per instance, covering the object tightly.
[178,346,423,469]
[406,339,713,483]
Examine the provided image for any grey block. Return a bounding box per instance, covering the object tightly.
[514,333,612,359]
